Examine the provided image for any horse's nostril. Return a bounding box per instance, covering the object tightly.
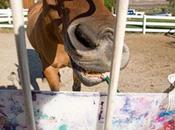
[100,28,114,42]
[75,24,99,49]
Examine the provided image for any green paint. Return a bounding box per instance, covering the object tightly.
[104,76,110,85]
[104,76,120,92]
[59,124,68,130]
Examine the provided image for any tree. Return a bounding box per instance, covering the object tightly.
[0,0,10,9]
[168,0,175,15]
[104,0,115,12]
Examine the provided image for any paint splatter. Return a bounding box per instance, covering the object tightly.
[0,91,174,130]
[59,124,68,130]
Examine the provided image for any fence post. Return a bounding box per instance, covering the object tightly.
[9,0,36,129]
[7,8,12,24]
[104,0,129,130]
[143,15,146,34]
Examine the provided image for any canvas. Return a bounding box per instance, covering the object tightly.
[0,90,174,130]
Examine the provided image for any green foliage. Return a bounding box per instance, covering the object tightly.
[168,0,175,15]
[0,0,10,9]
[104,0,114,11]
[145,7,169,15]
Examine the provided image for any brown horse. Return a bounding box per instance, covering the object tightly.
[27,0,129,91]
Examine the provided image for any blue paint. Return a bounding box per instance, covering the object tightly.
[159,110,175,118]
[112,111,149,125]
[113,97,150,125]
[34,109,51,120]
[59,124,68,130]
[121,97,131,113]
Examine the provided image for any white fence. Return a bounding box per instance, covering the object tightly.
[0,8,28,28]
[126,15,175,34]
[0,9,175,34]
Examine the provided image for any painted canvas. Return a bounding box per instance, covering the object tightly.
[32,91,100,130]
[0,90,100,130]
[0,90,174,130]
[0,90,27,130]
[98,93,175,130]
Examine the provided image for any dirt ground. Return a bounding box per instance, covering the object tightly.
[121,33,175,93]
[0,32,175,93]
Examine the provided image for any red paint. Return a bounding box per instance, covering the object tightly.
[164,120,175,130]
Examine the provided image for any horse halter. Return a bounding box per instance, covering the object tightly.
[55,0,96,22]
[56,0,66,18]
[47,0,69,32]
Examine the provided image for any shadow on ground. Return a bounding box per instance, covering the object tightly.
[27,49,43,90]
[166,41,175,48]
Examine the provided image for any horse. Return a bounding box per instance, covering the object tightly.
[27,0,129,91]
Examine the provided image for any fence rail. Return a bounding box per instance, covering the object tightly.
[126,14,175,34]
[0,9,175,34]
[0,8,28,28]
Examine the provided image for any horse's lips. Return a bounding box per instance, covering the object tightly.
[71,59,105,85]
[74,69,104,85]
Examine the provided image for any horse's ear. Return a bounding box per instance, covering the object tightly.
[43,0,57,5]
